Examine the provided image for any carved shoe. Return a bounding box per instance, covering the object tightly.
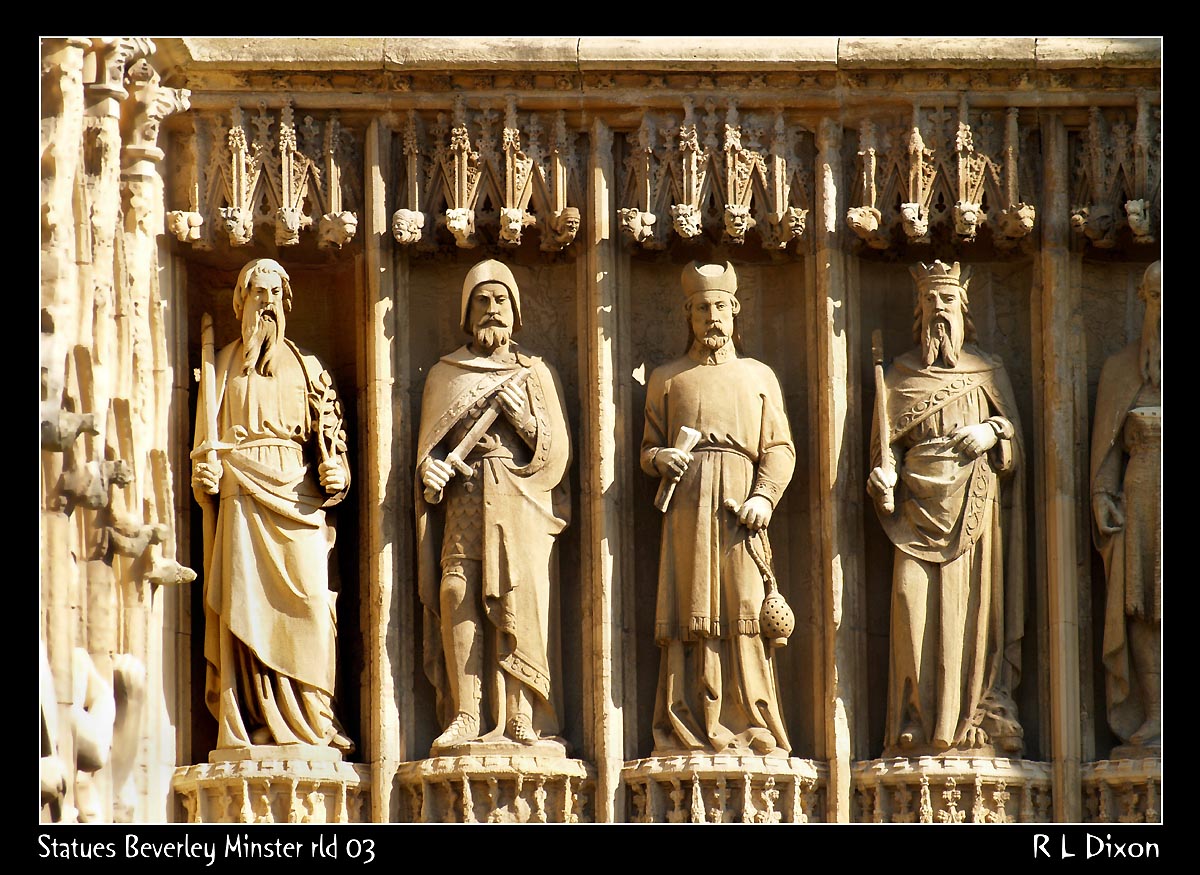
[507,714,537,746]
[433,712,480,750]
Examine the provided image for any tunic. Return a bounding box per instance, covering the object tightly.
[641,343,795,755]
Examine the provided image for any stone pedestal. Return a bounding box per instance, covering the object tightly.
[395,755,595,823]
[852,756,1053,823]
[1082,755,1161,823]
[622,755,826,823]
[172,751,369,823]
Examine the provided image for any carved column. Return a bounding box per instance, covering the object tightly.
[1037,111,1085,822]
[363,117,408,821]
[810,118,869,822]
[580,118,633,821]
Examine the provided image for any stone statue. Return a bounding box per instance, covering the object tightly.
[416,259,572,754]
[191,258,352,753]
[1091,260,1161,751]
[641,261,795,757]
[868,260,1027,757]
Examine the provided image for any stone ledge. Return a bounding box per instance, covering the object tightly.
[1036,38,1161,68]
[578,37,837,70]
[840,38,1037,69]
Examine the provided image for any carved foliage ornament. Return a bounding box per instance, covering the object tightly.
[391,96,583,251]
[179,101,359,249]
[848,101,1036,249]
[619,99,810,250]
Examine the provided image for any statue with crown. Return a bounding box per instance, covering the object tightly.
[867,260,1029,758]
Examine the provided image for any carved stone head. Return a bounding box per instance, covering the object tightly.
[460,258,522,335]
[391,208,426,244]
[996,203,1036,239]
[233,258,294,376]
[670,203,703,238]
[446,208,476,248]
[166,210,203,242]
[910,260,977,367]
[899,202,928,239]
[318,211,358,249]
[275,206,305,246]
[1081,204,1117,248]
[681,261,740,351]
[1125,198,1152,240]
[722,204,755,242]
[846,205,881,237]
[499,207,526,245]
[619,208,656,243]
[218,206,254,246]
[953,201,983,238]
[782,206,807,238]
[552,207,581,243]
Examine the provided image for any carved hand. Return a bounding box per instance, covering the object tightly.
[191,459,222,495]
[421,458,454,494]
[1093,492,1126,535]
[654,448,693,482]
[737,495,774,532]
[948,423,999,459]
[496,382,530,428]
[867,465,898,503]
[319,459,348,494]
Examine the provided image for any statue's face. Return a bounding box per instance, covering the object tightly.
[249,271,285,318]
[563,216,580,234]
[689,290,737,349]
[919,283,962,332]
[468,281,515,333]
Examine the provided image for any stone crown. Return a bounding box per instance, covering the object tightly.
[910,260,970,293]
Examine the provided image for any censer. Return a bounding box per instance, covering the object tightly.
[723,499,794,646]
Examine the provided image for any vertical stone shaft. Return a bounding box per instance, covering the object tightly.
[811,118,867,822]
[580,118,630,821]
[1038,112,1083,821]
[363,117,406,821]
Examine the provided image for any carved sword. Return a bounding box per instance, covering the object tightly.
[423,367,532,503]
[872,329,895,514]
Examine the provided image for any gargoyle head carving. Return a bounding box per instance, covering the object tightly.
[996,203,1036,240]
[670,203,703,239]
[391,208,425,245]
[318,211,358,249]
[166,210,203,242]
[722,204,755,242]
[953,201,984,238]
[899,202,928,239]
[445,208,476,248]
[218,207,254,246]
[1125,198,1153,242]
[499,207,527,245]
[275,206,305,246]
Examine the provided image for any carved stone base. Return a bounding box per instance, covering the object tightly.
[395,755,595,822]
[852,756,1053,823]
[622,755,826,823]
[173,756,370,823]
[1082,756,1162,823]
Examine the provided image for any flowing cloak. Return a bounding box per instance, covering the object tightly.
[195,339,350,748]
[641,349,795,753]
[872,345,1027,752]
[415,345,571,729]
[1090,341,1161,741]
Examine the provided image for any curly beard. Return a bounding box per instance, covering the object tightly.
[700,329,730,351]
[474,324,512,354]
[921,311,964,368]
[241,305,285,376]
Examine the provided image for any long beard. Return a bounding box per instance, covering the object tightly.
[474,324,512,354]
[242,307,285,376]
[921,312,965,368]
[1140,307,1160,388]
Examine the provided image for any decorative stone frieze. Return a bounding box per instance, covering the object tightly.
[181,100,360,249]
[852,757,1053,823]
[1071,98,1160,248]
[623,755,826,823]
[619,99,811,249]
[848,102,1036,249]
[1081,757,1161,824]
[396,756,594,823]
[173,751,370,823]
[393,95,583,250]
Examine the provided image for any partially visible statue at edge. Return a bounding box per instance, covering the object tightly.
[192,258,353,753]
[416,258,572,755]
[641,261,795,757]
[868,260,1027,757]
[1091,260,1161,752]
